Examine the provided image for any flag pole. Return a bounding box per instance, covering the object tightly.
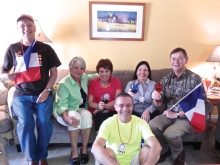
[169,83,203,110]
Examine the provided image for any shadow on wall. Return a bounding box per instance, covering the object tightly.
[144,3,151,41]
[51,24,76,43]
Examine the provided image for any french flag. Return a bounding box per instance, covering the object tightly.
[14,40,41,85]
[178,84,205,133]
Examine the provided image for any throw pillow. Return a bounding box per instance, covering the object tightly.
[0,82,8,105]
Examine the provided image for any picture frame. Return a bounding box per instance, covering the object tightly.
[89,1,146,41]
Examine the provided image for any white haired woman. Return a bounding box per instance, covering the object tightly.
[53,57,97,165]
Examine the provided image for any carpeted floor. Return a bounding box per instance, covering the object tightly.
[5,119,220,165]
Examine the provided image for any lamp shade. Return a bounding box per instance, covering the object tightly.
[35,20,52,43]
[207,46,220,62]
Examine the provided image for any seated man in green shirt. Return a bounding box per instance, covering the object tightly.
[91,93,162,165]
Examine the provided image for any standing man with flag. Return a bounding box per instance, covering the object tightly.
[149,47,208,165]
[0,14,61,165]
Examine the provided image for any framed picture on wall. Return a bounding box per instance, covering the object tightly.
[89,1,146,41]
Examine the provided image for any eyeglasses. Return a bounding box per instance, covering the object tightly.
[115,104,133,108]
[170,57,185,62]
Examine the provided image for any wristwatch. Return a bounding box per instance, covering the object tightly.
[45,88,52,92]
[177,112,180,118]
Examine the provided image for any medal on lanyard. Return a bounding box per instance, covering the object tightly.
[117,117,133,154]
[139,96,145,103]
[138,84,147,103]
[118,143,126,154]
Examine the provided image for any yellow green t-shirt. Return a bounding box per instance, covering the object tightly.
[97,115,154,165]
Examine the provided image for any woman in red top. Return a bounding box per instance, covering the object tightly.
[88,59,122,133]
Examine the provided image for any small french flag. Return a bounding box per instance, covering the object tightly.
[178,84,205,133]
[14,40,41,85]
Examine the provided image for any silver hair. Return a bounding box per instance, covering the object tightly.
[69,56,86,70]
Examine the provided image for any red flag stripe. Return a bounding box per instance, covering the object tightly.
[190,112,205,133]
[14,67,41,85]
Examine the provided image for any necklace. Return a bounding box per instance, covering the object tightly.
[20,39,36,55]
[99,80,110,88]
[116,117,133,154]
[138,84,148,103]
[21,40,25,55]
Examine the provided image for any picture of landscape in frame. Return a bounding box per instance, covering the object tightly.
[89,1,145,41]
[97,11,137,33]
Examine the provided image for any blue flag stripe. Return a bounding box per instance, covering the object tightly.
[23,40,36,70]
[179,85,203,113]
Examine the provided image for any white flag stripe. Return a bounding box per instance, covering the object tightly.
[14,56,26,73]
[184,98,205,121]
[14,53,41,73]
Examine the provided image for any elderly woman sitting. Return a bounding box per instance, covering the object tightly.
[53,57,97,165]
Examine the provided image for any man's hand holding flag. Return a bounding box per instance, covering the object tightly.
[169,83,205,133]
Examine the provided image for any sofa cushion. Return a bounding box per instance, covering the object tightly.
[151,68,172,83]
[0,118,12,133]
[112,70,134,90]
[55,69,69,84]
[0,82,8,105]
[55,69,173,91]
[0,105,9,121]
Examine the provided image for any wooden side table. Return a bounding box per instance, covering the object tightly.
[207,94,220,150]
[207,94,219,122]
[207,94,220,105]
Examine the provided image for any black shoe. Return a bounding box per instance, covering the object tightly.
[174,150,185,165]
[80,149,89,164]
[215,140,220,150]
[158,148,171,163]
[70,157,80,165]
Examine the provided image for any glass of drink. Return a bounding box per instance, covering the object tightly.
[100,94,109,113]
[155,83,163,102]
[205,80,211,93]
[131,83,138,94]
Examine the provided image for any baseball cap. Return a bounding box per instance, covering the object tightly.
[17,14,34,23]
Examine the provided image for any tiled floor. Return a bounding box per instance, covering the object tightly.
[6,146,94,165]
[5,119,220,165]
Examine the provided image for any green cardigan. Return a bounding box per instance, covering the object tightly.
[53,73,98,116]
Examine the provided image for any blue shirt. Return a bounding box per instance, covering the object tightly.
[125,78,156,114]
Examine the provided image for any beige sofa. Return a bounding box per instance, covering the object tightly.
[49,68,213,150]
[5,68,213,151]
[0,80,18,148]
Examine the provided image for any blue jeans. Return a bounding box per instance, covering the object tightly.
[13,96,53,162]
